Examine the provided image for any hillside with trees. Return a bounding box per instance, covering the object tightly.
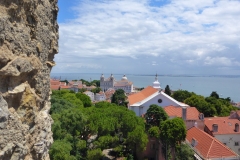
[170,89,238,117]
[49,87,239,159]
[49,90,148,160]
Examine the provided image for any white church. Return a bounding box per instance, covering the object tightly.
[128,74,189,116]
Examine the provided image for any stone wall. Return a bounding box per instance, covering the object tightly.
[0,0,58,159]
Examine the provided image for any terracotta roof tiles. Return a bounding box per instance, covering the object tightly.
[50,85,60,90]
[164,106,200,120]
[205,117,240,135]
[187,127,238,159]
[128,86,158,106]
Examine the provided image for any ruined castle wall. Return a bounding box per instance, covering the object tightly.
[0,0,58,159]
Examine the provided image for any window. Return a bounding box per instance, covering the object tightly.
[158,99,162,103]
[191,138,197,147]
[235,142,239,146]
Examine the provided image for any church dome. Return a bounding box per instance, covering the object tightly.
[101,74,104,78]
[152,74,161,89]
[122,75,127,80]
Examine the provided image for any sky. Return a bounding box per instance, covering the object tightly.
[52,0,240,75]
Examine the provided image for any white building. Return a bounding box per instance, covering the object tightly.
[128,86,188,116]
[84,91,95,101]
[95,91,106,101]
[186,126,239,160]
[100,74,133,93]
[204,114,240,155]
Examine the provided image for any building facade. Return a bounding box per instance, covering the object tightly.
[204,116,240,155]
[100,74,133,93]
[128,86,189,116]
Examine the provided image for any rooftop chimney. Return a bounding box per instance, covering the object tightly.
[182,106,187,121]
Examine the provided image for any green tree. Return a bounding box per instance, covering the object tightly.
[127,154,134,160]
[87,149,103,160]
[76,93,92,107]
[210,91,219,99]
[184,95,216,117]
[78,88,87,93]
[165,85,171,96]
[172,90,195,102]
[91,80,100,87]
[126,125,148,157]
[111,89,127,106]
[49,140,76,160]
[145,104,168,128]
[62,92,83,107]
[91,87,102,94]
[50,90,148,159]
[160,118,186,160]
[175,143,194,160]
[148,126,160,138]
[50,96,79,114]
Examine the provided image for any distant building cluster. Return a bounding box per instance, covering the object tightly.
[51,74,240,159]
[100,74,133,93]
[50,79,96,92]
[126,74,240,160]
[50,79,115,102]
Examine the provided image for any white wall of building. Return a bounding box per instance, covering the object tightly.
[84,91,95,101]
[215,134,240,155]
[95,93,106,101]
[130,92,186,116]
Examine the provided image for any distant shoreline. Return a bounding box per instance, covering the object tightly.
[51,72,240,78]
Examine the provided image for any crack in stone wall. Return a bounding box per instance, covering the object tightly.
[0,0,58,159]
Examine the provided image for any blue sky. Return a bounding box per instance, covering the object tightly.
[52,0,240,75]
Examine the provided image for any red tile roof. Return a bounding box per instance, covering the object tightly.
[205,117,240,135]
[164,106,200,120]
[50,80,60,85]
[187,127,238,159]
[128,86,158,105]
[60,86,70,89]
[50,85,60,90]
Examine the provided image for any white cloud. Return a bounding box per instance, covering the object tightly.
[204,56,240,67]
[54,0,240,74]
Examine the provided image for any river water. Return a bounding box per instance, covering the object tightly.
[51,73,240,103]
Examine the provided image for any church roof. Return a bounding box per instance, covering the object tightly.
[128,86,158,106]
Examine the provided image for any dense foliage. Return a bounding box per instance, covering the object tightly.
[145,104,168,129]
[164,85,171,96]
[111,89,127,106]
[144,105,188,160]
[80,79,100,87]
[49,90,148,160]
[172,90,238,117]
[160,118,187,160]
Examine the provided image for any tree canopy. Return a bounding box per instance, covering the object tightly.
[111,89,127,106]
[172,90,195,102]
[160,118,187,160]
[165,85,171,96]
[172,90,238,117]
[145,104,168,128]
[210,91,219,99]
[50,90,148,159]
[76,93,92,107]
